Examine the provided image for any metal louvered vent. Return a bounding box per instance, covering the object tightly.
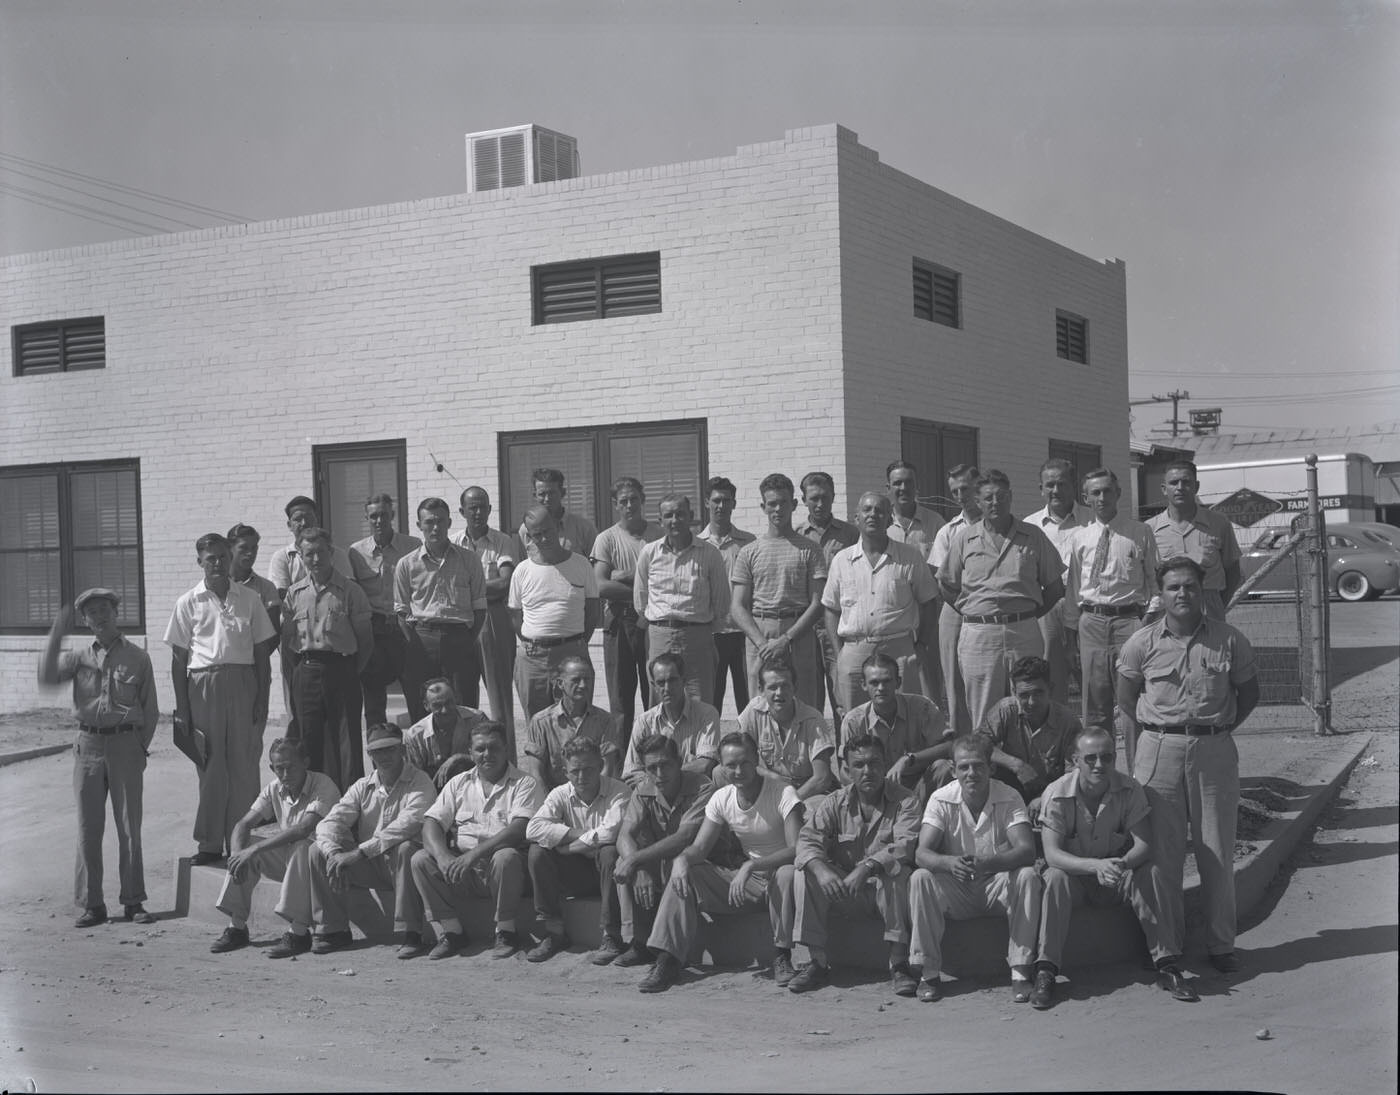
[532,253,661,325]
[913,261,959,328]
[13,317,106,375]
[466,125,580,192]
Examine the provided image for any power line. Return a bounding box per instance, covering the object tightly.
[0,163,205,230]
[1130,384,1399,407]
[1129,367,1392,379]
[0,151,247,223]
[0,181,170,234]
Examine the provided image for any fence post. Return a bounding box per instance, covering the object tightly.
[1304,454,1334,735]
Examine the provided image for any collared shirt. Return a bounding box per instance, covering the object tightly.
[704,774,801,863]
[1146,507,1242,593]
[283,570,372,655]
[349,531,422,615]
[634,535,732,624]
[425,764,544,852]
[797,516,860,567]
[942,519,1062,617]
[525,775,632,849]
[887,504,946,560]
[268,542,354,592]
[621,769,715,849]
[1063,515,1160,628]
[591,521,663,604]
[921,778,1031,858]
[977,697,1081,790]
[731,531,827,615]
[402,705,492,774]
[928,512,976,572]
[1040,768,1150,860]
[507,554,597,639]
[314,763,436,860]
[622,697,722,781]
[394,542,487,623]
[248,770,340,831]
[794,782,921,875]
[695,523,756,632]
[839,693,947,760]
[163,581,276,668]
[822,539,940,640]
[738,695,835,789]
[1025,503,1094,572]
[517,510,599,561]
[236,571,283,630]
[523,702,625,789]
[1118,616,1258,727]
[452,528,519,601]
[55,634,159,733]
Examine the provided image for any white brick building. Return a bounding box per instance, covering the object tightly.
[1,124,1128,713]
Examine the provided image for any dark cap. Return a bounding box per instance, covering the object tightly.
[75,588,121,613]
[284,495,318,517]
[364,725,405,752]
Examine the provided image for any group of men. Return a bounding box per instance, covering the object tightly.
[43,457,1259,1007]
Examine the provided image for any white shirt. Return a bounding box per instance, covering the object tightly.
[508,553,598,639]
[526,775,632,849]
[163,581,275,668]
[425,764,544,852]
[928,512,975,572]
[1024,504,1093,574]
[921,779,1030,859]
[704,774,801,863]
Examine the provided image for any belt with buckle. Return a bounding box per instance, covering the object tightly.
[298,649,351,660]
[1080,602,1145,618]
[752,609,799,620]
[523,633,585,649]
[80,722,140,736]
[960,609,1037,625]
[1145,723,1233,736]
[650,618,706,628]
[413,618,472,631]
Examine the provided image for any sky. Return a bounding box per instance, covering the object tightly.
[2,0,1396,438]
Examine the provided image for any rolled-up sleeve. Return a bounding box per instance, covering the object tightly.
[578,785,631,847]
[526,787,573,848]
[315,788,363,856]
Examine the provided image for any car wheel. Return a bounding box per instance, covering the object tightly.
[1335,571,1372,602]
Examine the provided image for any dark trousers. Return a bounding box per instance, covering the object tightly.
[711,631,749,716]
[359,616,407,726]
[403,623,482,721]
[291,652,363,792]
[603,604,649,735]
[528,843,621,940]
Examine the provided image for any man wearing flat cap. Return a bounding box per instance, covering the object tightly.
[39,588,160,928]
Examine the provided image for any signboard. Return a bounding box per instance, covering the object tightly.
[1211,487,1283,528]
[1281,494,1371,513]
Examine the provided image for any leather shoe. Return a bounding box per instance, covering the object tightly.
[397,930,430,960]
[267,931,312,959]
[891,963,919,998]
[771,951,797,987]
[1157,965,1200,1002]
[490,930,521,959]
[190,851,224,867]
[429,931,465,961]
[787,962,829,994]
[124,904,156,924]
[525,932,570,963]
[210,926,249,954]
[614,941,652,968]
[917,978,943,1003]
[1030,967,1056,1010]
[590,935,626,966]
[638,953,681,994]
[76,905,108,929]
[311,930,353,955]
[1209,951,1241,974]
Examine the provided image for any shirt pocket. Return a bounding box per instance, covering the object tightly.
[109,666,143,711]
[1192,654,1231,705]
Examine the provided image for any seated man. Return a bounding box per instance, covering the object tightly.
[737,661,836,801]
[613,734,721,968]
[210,738,340,955]
[908,735,1042,1002]
[403,678,492,789]
[621,653,722,785]
[524,736,633,963]
[976,656,1080,817]
[790,734,922,995]
[1034,727,1197,1009]
[410,721,544,961]
[638,732,802,994]
[839,654,952,793]
[301,725,436,959]
[521,655,624,789]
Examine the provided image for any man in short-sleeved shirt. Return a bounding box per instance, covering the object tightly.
[453,486,520,743]
[797,471,860,720]
[928,464,981,734]
[977,659,1080,817]
[521,655,623,788]
[730,473,828,710]
[696,476,757,715]
[402,679,492,788]
[349,494,421,726]
[1025,459,1094,707]
[516,466,598,560]
[1146,460,1242,621]
[1117,556,1259,973]
[622,653,721,784]
[738,661,836,800]
[885,460,947,561]
[839,654,951,793]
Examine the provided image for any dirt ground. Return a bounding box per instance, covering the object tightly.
[1,603,1394,1092]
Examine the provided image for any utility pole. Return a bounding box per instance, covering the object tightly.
[1128,389,1191,437]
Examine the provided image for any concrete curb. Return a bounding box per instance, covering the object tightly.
[0,743,69,768]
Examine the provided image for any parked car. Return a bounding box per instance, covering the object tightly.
[1240,522,1400,602]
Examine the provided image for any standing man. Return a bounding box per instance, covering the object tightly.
[454,486,519,743]
[822,491,941,718]
[622,653,722,784]
[798,471,859,718]
[591,477,661,734]
[730,473,828,711]
[940,471,1064,731]
[40,588,159,928]
[1147,460,1243,621]
[228,523,282,748]
[1117,556,1259,975]
[402,679,491,789]
[165,533,275,866]
[348,494,421,727]
[303,724,436,959]
[1025,459,1093,706]
[508,505,601,717]
[1063,468,1159,768]
[928,464,980,733]
[516,466,598,560]
[886,460,946,704]
[394,497,486,722]
[283,527,374,791]
[634,493,732,705]
[520,655,624,788]
[696,476,756,715]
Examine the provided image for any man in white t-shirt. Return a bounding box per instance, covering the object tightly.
[507,506,601,718]
[637,732,803,993]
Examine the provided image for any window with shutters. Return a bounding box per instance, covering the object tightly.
[1047,439,1103,487]
[0,460,143,632]
[312,440,409,550]
[12,317,106,375]
[532,252,662,325]
[1055,310,1089,363]
[900,418,980,520]
[499,420,706,532]
[912,261,960,328]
